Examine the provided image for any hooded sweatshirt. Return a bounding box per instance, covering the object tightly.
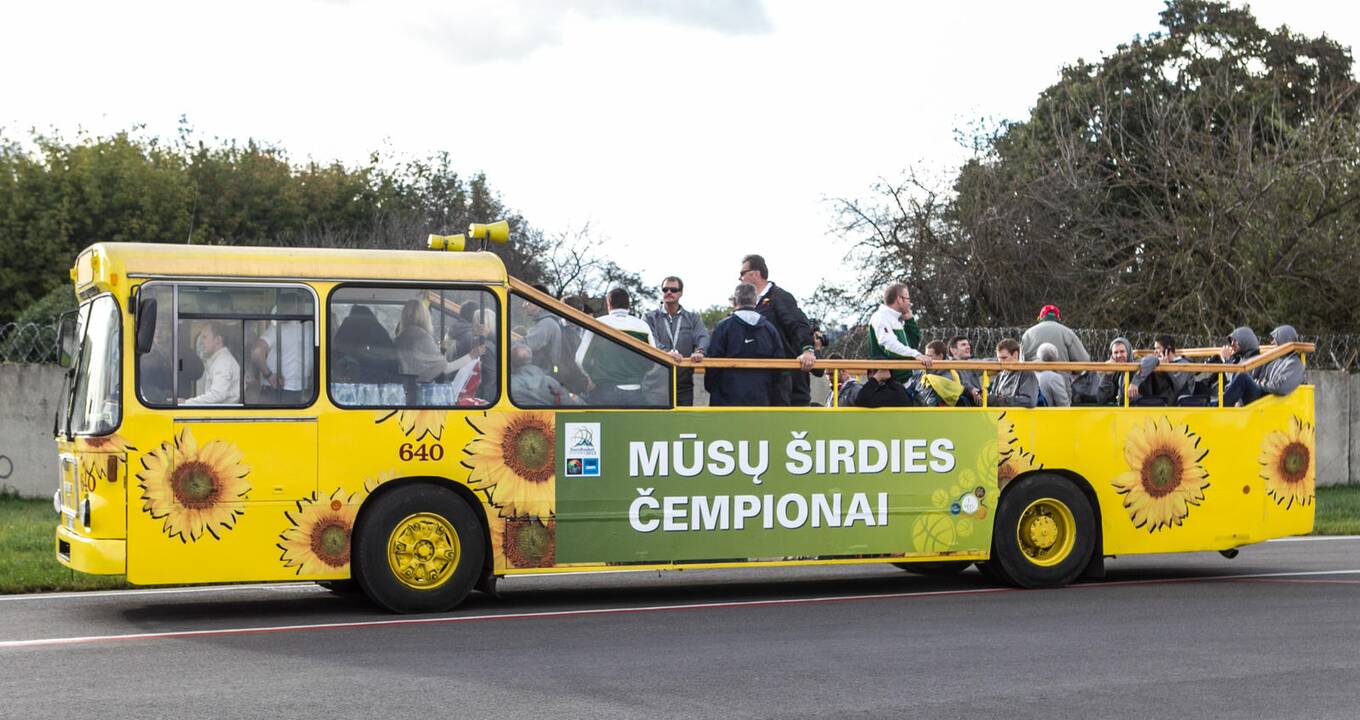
[704,308,785,406]
[1087,337,1134,405]
[1255,325,1304,396]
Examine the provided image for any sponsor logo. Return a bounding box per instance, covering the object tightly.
[564,422,601,477]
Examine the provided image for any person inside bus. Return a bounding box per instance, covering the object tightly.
[249,291,313,404]
[576,288,659,405]
[1221,325,1304,406]
[1127,334,1193,405]
[396,299,483,383]
[1034,342,1072,407]
[184,321,241,405]
[510,342,582,406]
[333,304,398,383]
[139,303,204,404]
[523,287,562,375]
[973,338,1037,408]
[705,283,784,407]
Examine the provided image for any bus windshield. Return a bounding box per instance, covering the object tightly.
[68,294,121,436]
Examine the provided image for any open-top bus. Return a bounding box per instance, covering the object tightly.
[54,238,1316,612]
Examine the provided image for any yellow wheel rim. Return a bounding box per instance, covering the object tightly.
[387,512,460,590]
[1016,498,1076,568]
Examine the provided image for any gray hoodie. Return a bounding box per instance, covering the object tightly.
[1255,325,1304,396]
[989,364,1038,408]
[1093,337,1134,405]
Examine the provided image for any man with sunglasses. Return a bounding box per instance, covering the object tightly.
[644,276,710,406]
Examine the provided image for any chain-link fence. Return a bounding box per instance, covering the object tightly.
[1,322,60,364]
[6,319,1359,371]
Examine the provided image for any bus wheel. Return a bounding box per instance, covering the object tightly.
[991,474,1094,589]
[892,561,972,576]
[353,485,485,614]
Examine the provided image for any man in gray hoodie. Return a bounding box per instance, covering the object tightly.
[1072,337,1134,405]
[1222,325,1305,406]
[1127,334,1194,405]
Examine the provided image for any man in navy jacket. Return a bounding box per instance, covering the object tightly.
[705,283,784,406]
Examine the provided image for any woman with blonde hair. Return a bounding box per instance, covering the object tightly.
[396,299,483,382]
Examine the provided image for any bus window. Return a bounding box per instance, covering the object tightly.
[68,295,122,435]
[508,293,671,409]
[136,283,317,408]
[329,286,499,408]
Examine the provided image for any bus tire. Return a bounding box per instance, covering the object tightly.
[353,484,485,614]
[892,561,972,576]
[991,474,1094,589]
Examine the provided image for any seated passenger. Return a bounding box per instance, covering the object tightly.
[1034,342,1071,407]
[1127,334,1192,405]
[705,283,784,407]
[396,299,483,383]
[915,341,964,407]
[1222,325,1304,406]
[334,305,398,383]
[510,343,580,406]
[984,338,1037,408]
[856,368,913,407]
[1072,337,1132,405]
[947,335,982,404]
[184,322,241,405]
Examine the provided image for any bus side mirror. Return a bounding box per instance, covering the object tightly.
[56,310,78,368]
[136,298,158,355]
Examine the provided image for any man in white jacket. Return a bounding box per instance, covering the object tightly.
[185,322,241,405]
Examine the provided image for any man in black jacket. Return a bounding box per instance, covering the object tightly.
[739,254,816,406]
[705,283,783,406]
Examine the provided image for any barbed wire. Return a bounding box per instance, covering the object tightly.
[5,320,1358,371]
[0,322,60,364]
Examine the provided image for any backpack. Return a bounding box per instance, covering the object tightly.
[837,377,863,407]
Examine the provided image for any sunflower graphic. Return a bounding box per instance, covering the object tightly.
[998,449,1042,490]
[463,412,556,517]
[136,427,251,542]
[376,409,447,442]
[997,412,1018,463]
[1260,416,1315,510]
[489,512,557,569]
[1111,417,1210,532]
[278,488,359,575]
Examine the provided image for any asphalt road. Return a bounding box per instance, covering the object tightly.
[2,538,1358,720]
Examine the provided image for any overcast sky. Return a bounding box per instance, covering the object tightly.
[5,1,1355,314]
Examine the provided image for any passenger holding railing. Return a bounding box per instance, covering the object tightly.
[1222,325,1305,406]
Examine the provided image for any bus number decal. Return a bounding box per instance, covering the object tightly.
[399,443,445,462]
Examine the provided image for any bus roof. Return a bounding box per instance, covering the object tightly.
[73,242,508,295]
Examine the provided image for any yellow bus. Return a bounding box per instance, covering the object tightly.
[54,239,1317,612]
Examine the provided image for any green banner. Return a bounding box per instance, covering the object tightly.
[556,411,999,564]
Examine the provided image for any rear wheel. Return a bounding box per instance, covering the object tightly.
[990,474,1094,589]
[353,484,485,613]
[892,561,972,576]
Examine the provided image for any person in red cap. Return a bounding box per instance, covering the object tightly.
[1020,303,1090,363]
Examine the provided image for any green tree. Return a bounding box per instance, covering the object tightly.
[836,0,1360,335]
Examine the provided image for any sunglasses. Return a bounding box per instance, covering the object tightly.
[661,287,681,294]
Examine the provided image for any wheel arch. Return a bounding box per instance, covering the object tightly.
[353,475,493,579]
[1003,468,1105,576]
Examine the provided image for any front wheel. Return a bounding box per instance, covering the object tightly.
[990,474,1094,589]
[353,484,486,613]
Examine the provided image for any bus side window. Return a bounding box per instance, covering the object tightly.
[329,286,500,409]
[508,293,671,409]
[136,283,317,408]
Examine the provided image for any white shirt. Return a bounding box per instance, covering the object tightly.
[261,321,313,391]
[869,304,923,359]
[185,346,241,405]
[575,309,658,391]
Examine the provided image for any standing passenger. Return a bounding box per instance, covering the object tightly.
[644,276,709,406]
[705,283,783,406]
[1021,304,1090,363]
[869,282,932,383]
[576,288,657,405]
[739,254,816,405]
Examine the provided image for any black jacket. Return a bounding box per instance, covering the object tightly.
[704,310,784,406]
[855,376,913,407]
[754,283,814,358]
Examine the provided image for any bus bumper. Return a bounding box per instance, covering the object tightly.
[55,526,125,575]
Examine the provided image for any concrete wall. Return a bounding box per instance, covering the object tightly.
[0,365,1355,498]
[0,364,66,499]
